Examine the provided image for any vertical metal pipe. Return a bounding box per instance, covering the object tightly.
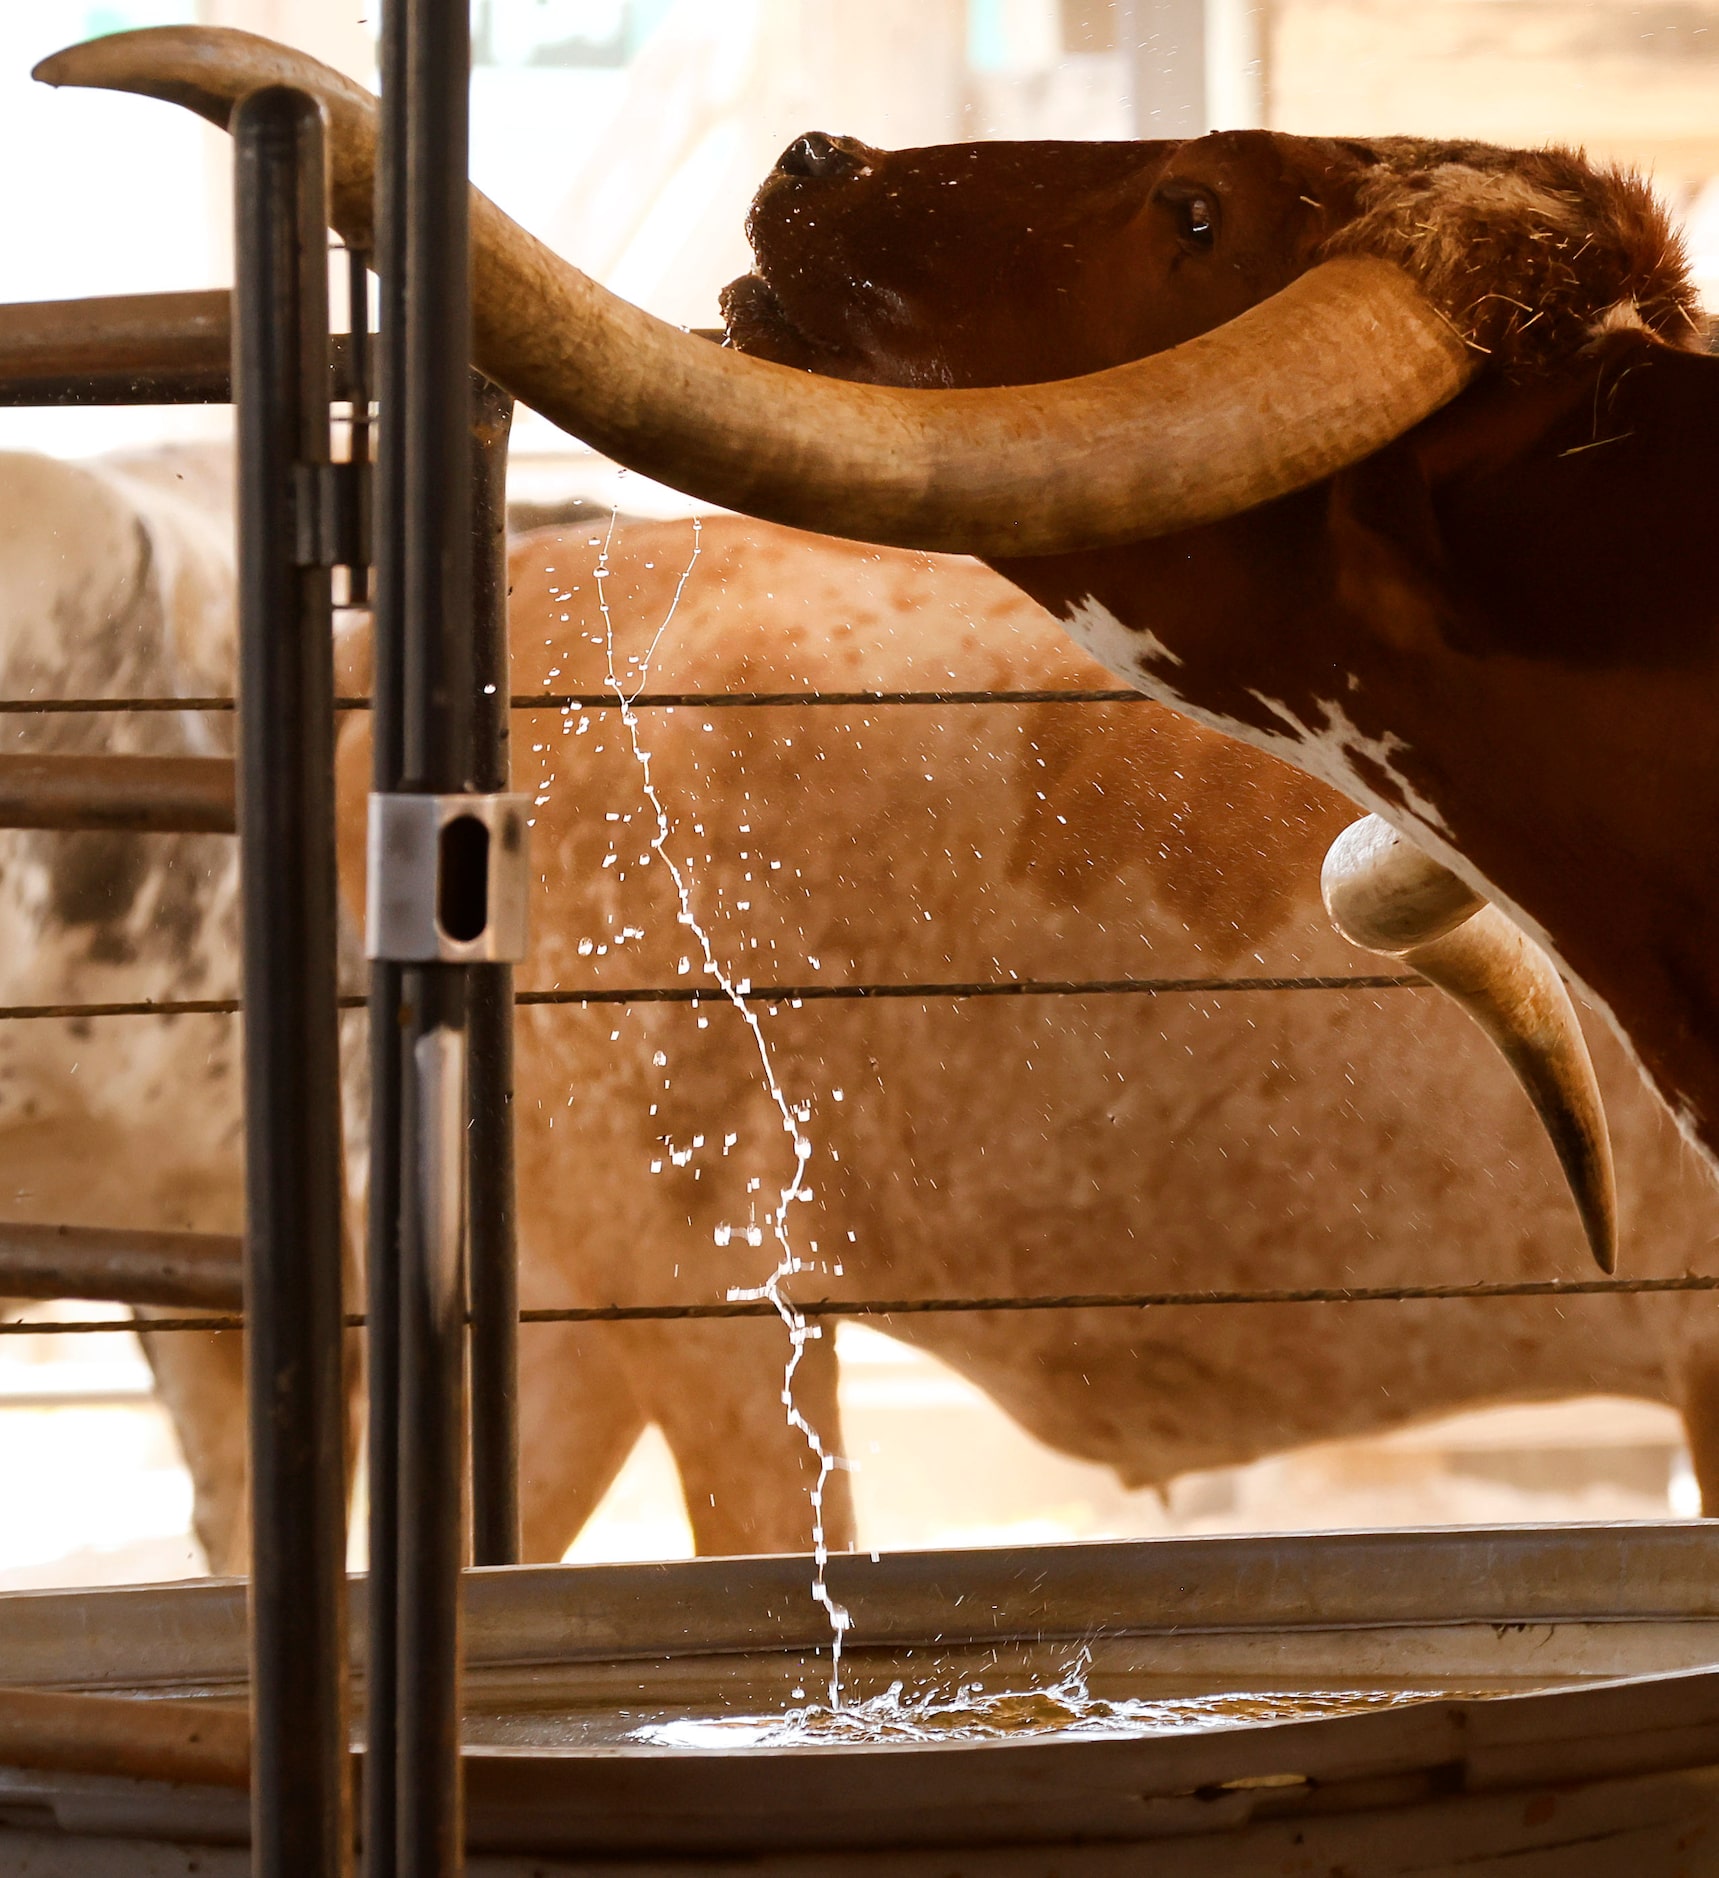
[392,0,473,1869]
[232,85,350,1878]
[364,976,404,1878]
[467,373,519,1568]
[399,0,474,800]
[343,247,372,612]
[365,4,412,1870]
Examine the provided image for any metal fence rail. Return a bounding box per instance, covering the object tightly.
[0,752,234,831]
[0,286,367,407]
[0,974,1427,1027]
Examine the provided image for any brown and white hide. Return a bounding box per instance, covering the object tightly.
[332,515,1719,1560]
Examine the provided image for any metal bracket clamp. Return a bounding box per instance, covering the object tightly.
[366,792,530,963]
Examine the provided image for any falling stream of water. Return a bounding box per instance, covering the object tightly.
[581,505,852,1705]
[523,512,1515,1754]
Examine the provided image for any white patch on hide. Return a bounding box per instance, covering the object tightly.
[1244,691,1454,840]
[1056,594,1451,836]
[1051,590,1653,1108]
[1588,299,1646,337]
[1062,594,1182,674]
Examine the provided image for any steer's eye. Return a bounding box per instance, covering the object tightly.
[1157,183,1220,253]
[1178,193,1217,249]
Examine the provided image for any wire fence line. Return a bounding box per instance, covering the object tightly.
[8,1271,1719,1338]
[0,689,1153,715]
[516,689,1153,711]
[518,973,1424,1007]
[0,678,1481,1356]
[0,973,1425,1025]
[0,697,243,714]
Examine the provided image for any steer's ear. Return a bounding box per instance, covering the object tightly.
[1339,332,1719,668]
[1325,439,1461,657]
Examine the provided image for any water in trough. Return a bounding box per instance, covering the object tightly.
[617,1662,1476,1751]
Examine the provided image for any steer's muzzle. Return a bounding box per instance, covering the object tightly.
[774,132,871,182]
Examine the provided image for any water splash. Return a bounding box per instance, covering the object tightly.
[789,1645,1119,1744]
[624,1646,1469,1750]
[588,507,852,1704]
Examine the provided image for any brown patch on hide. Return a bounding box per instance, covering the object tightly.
[1007,701,1356,937]
[1323,140,1700,372]
[149,850,222,979]
[47,830,146,932]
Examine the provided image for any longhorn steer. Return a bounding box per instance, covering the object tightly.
[32,27,1719,1552]
[0,446,366,1576]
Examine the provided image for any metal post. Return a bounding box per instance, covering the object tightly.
[343,247,373,612]
[232,85,350,1878]
[384,0,475,1870]
[467,373,519,1567]
[364,5,411,1875]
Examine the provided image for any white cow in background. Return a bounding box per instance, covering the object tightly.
[0,447,249,1570]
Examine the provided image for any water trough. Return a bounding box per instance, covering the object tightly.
[2,1523,1718,1873]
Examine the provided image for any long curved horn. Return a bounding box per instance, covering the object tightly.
[1323,816,1617,1273]
[34,28,1477,560]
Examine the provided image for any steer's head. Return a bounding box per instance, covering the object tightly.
[726,133,1294,385]
[719,124,1719,1228]
[727,129,1697,391]
[38,28,1719,1249]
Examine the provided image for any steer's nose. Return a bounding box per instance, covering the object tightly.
[776,131,864,180]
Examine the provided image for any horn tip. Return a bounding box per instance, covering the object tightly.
[32,44,84,86]
[1587,1216,1618,1276]
[31,25,252,130]
[1573,1146,1618,1273]
[1574,1121,1618,1275]
[34,27,175,91]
